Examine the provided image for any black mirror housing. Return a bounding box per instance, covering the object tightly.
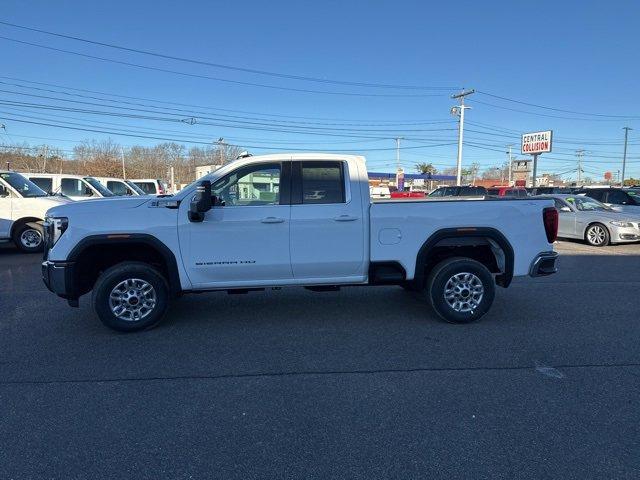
[188,180,212,222]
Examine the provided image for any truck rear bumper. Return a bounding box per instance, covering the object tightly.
[529,251,559,277]
[42,260,79,306]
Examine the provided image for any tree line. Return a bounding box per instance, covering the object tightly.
[1,139,241,186]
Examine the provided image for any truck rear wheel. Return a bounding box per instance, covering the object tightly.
[92,262,169,332]
[426,257,495,324]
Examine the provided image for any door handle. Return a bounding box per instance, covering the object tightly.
[261,217,285,224]
[334,215,358,222]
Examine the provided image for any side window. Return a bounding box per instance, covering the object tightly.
[606,190,628,205]
[443,187,456,196]
[429,188,444,197]
[518,189,528,198]
[30,177,53,192]
[107,181,128,196]
[504,189,517,197]
[61,178,92,197]
[212,163,281,206]
[585,190,604,201]
[301,162,345,204]
[137,182,156,194]
[554,199,567,210]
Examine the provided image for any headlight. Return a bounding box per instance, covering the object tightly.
[610,221,633,228]
[44,216,68,247]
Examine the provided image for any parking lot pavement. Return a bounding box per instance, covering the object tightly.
[1,240,640,479]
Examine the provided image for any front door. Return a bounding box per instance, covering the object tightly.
[289,160,366,281]
[180,162,292,288]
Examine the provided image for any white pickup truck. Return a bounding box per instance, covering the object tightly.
[0,171,71,252]
[42,154,559,332]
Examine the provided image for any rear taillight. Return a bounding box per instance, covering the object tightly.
[543,207,558,243]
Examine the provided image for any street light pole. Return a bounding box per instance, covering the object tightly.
[506,145,513,185]
[395,137,404,170]
[622,127,632,186]
[451,89,474,186]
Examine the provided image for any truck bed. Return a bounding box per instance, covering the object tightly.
[369,197,554,279]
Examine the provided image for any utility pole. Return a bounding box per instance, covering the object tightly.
[120,146,126,179]
[217,137,227,165]
[576,149,585,184]
[622,127,632,187]
[451,89,474,186]
[506,145,513,185]
[395,137,404,170]
[42,145,48,173]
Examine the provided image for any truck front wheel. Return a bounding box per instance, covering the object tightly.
[426,257,495,324]
[92,262,169,332]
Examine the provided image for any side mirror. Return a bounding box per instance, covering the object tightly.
[560,206,571,212]
[0,184,8,197]
[188,180,212,223]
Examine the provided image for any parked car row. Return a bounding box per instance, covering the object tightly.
[1,171,169,252]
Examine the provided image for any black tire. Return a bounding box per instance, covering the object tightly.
[13,223,44,253]
[425,257,495,324]
[92,262,169,332]
[585,223,610,247]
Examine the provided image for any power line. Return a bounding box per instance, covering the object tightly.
[476,90,640,119]
[0,36,447,98]
[0,75,453,124]
[0,20,459,91]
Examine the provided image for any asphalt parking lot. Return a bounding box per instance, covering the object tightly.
[1,240,640,479]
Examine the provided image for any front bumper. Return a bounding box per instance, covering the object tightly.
[529,251,559,277]
[42,260,78,305]
[611,225,640,243]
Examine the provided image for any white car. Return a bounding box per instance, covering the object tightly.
[130,178,169,196]
[0,171,71,252]
[93,177,146,196]
[42,153,559,332]
[22,173,115,201]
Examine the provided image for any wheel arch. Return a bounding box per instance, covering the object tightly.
[413,227,514,289]
[10,216,43,239]
[67,234,182,297]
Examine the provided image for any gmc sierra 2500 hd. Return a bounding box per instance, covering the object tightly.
[42,154,559,332]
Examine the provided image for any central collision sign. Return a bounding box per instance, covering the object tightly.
[521,130,553,155]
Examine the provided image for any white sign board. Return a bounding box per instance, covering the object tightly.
[521,130,552,155]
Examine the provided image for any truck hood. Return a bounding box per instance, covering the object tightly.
[46,196,151,217]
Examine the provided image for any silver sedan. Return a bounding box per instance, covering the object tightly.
[541,194,640,247]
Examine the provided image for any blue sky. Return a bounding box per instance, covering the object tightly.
[1,0,639,180]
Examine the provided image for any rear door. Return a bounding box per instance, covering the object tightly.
[289,160,366,281]
[555,199,576,237]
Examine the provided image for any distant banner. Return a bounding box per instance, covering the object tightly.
[521,131,553,155]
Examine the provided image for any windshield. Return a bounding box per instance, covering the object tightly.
[566,196,611,211]
[84,177,114,197]
[0,172,48,198]
[125,180,146,195]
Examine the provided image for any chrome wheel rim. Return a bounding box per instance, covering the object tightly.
[587,226,606,245]
[444,272,484,313]
[20,228,42,248]
[109,278,157,322]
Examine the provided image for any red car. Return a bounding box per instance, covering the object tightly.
[486,186,528,198]
[390,191,426,199]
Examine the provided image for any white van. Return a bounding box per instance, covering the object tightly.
[94,177,146,196]
[22,173,115,201]
[130,178,169,195]
[0,171,71,252]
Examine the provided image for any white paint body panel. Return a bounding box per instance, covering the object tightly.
[46,154,555,292]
